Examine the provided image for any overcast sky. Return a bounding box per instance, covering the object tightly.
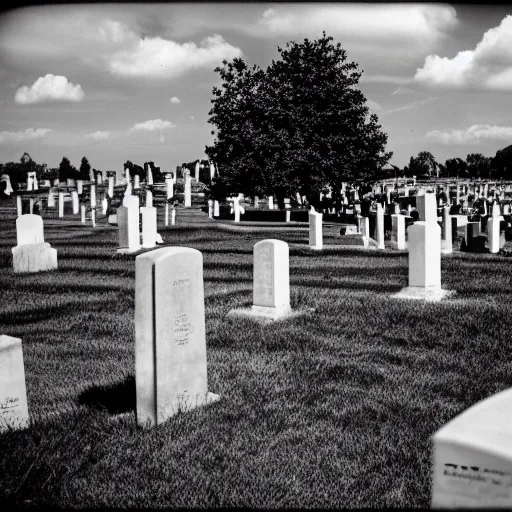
[1,3,512,173]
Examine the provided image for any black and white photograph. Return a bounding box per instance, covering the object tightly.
[1,1,512,508]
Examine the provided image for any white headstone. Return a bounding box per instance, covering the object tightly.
[268,196,274,210]
[309,210,323,250]
[58,192,65,217]
[102,196,108,215]
[376,203,385,249]
[432,388,512,508]
[16,214,44,246]
[48,189,55,208]
[165,175,174,199]
[184,172,192,208]
[209,162,215,182]
[391,214,406,250]
[208,199,213,219]
[441,205,453,254]
[134,174,140,190]
[141,206,157,249]
[117,196,141,253]
[90,184,96,210]
[108,177,114,198]
[171,207,176,226]
[416,191,437,224]
[81,203,86,224]
[146,189,153,208]
[146,166,153,185]
[72,190,79,215]
[213,200,219,217]
[0,335,29,432]
[77,180,83,195]
[135,247,219,426]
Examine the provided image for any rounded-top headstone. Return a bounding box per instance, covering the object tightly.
[16,214,44,246]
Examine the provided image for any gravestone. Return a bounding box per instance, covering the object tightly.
[102,196,108,215]
[146,165,153,185]
[171,207,176,226]
[213,200,219,217]
[208,200,213,219]
[487,204,501,254]
[165,174,174,199]
[391,214,406,250]
[209,162,215,182]
[146,189,153,208]
[58,192,64,217]
[268,196,274,210]
[432,388,512,508]
[228,240,311,322]
[309,209,323,250]
[184,171,192,207]
[134,175,140,189]
[48,189,55,208]
[195,161,200,182]
[391,197,453,301]
[77,180,83,195]
[441,205,453,254]
[117,195,141,253]
[0,335,29,432]
[135,247,219,426]
[376,203,385,249]
[231,195,245,222]
[108,177,114,198]
[12,215,58,273]
[81,204,86,224]
[141,207,157,249]
[72,190,79,215]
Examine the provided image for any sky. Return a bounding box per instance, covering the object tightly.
[1,2,512,173]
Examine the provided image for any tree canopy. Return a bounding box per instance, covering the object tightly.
[205,32,392,203]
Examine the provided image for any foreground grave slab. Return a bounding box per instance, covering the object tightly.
[135,247,219,427]
[432,388,512,508]
[228,239,313,322]
[0,335,29,432]
[12,214,58,273]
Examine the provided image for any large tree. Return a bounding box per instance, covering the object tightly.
[58,157,78,181]
[79,157,91,180]
[466,153,492,179]
[205,32,392,204]
[444,157,468,178]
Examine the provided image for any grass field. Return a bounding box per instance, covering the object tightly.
[1,204,512,508]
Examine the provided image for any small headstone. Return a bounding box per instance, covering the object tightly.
[135,247,219,426]
[0,335,29,432]
[117,196,141,254]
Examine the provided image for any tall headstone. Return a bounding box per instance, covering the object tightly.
[0,335,29,432]
[213,200,219,217]
[195,161,200,182]
[231,195,245,222]
[146,189,153,208]
[47,189,55,208]
[268,196,274,210]
[134,174,140,189]
[184,171,192,208]
[117,195,141,253]
[72,190,79,215]
[16,195,22,217]
[80,204,86,224]
[487,203,501,254]
[391,214,406,250]
[441,205,453,254]
[135,247,219,426]
[102,195,108,215]
[171,207,176,226]
[165,174,174,199]
[77,180,83,195]
[309,209,323,250]
[141,207,157,249]
[58,192,65,217]
[416,190,438,224]
[376,203,385,249]
[146,164,153,185]
[108,176,114,198]
[392,196,453,301]
[208,200,213,219]
[209,162,215,182]
[432,388,512,508]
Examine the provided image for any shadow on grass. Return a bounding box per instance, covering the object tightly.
[78,374,136,414]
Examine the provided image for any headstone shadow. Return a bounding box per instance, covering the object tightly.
[78,374,136,414]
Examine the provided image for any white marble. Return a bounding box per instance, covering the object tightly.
[12,242,58,273]
[184,171,192,207]
[135,247,219,427]
[0,335,29,432]
[432,388,512,508]
[141,207,157,249]
[309,210,323,250]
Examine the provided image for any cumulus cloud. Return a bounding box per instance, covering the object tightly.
[414,15,512,91]
[170,96,180,104]
[253,4,457,47]
[86,131,110,140]
[426,124,512,145]
[109,34,242,78]
[0,128,52,144]
[15,74,84,104]
[130,119,175,131]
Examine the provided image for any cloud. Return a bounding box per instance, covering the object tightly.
[170,96,180,104]
[414,15,512,91]
[253,5,457,47]
[426,124,512,145]
[108,33,242,78]
[86,131,110,140]
[360,75,412,85]
[15,74,84,104]
[0,128,52,144]
[130,119,175,131]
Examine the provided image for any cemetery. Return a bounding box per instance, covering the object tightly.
[2,166,512,507]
